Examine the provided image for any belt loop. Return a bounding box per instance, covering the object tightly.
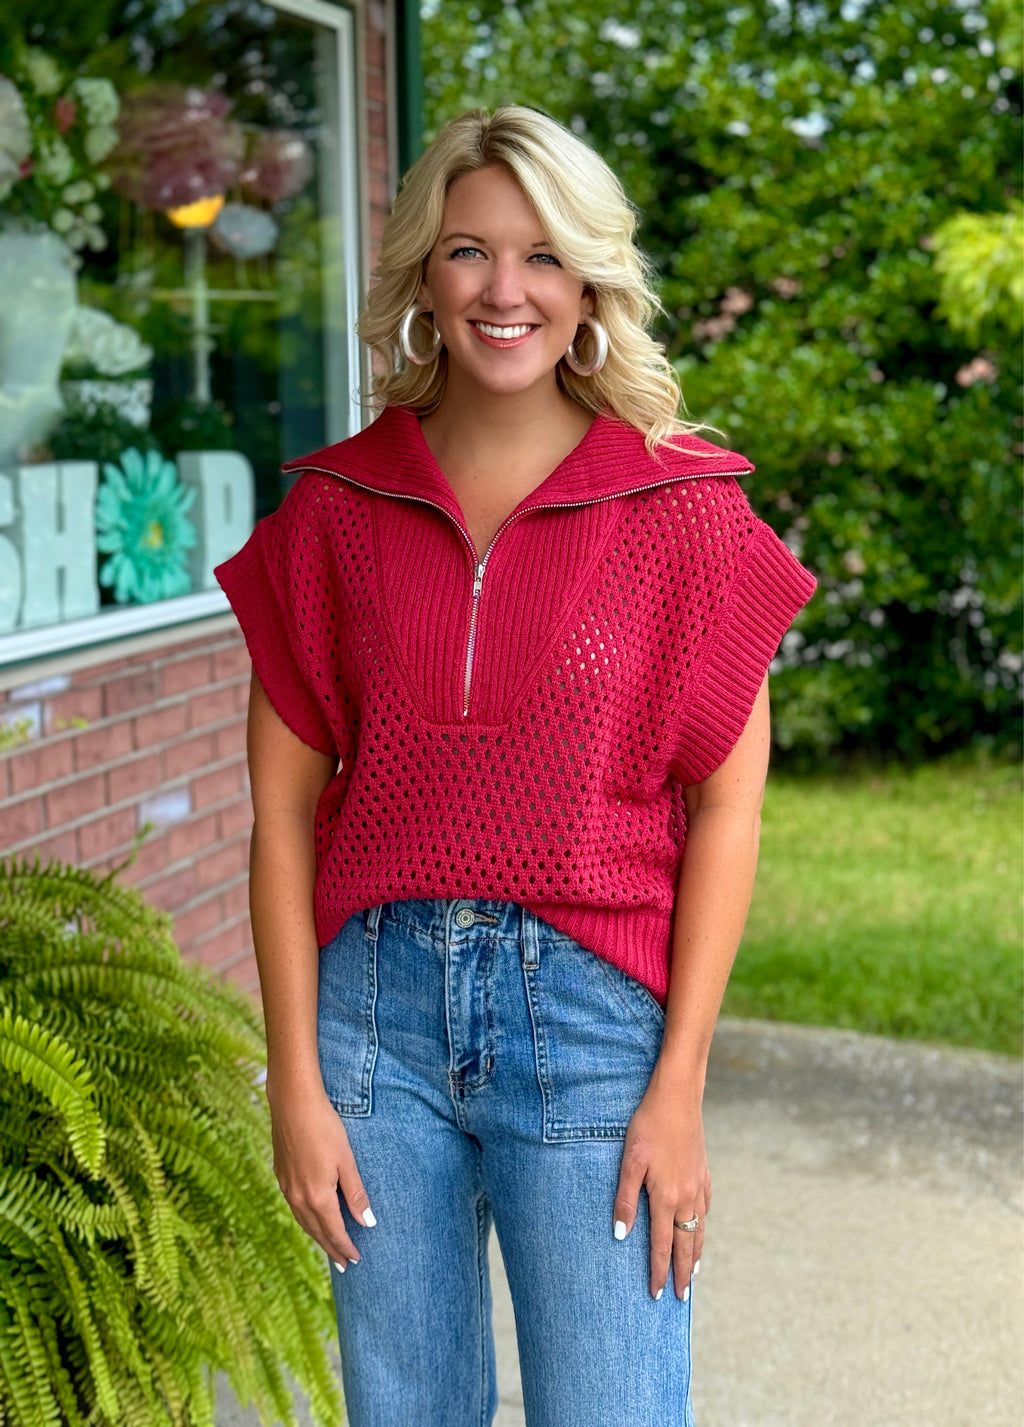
[521,906,540,970]
[365,903,383,942]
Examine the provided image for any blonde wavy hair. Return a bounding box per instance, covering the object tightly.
[358,106,707,452]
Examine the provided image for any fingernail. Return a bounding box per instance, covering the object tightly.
[655,1287,664,1301]
[362,1207,377,1227]
[613,1220,627,1240]
[683,1285,690,1303]
[332,1259,346,1274]
[693,1258,701,1276]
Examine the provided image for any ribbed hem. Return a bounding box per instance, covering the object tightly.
[214,530,337,757]
[672,527,816,785]
[523,900,674,1003]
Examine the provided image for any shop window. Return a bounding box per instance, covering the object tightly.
[0,0,362,662]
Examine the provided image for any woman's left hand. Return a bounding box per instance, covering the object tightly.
[612,1060,712,1300]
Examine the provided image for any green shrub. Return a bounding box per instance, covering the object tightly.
[0,856,342,1425]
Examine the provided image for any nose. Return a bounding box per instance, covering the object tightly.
[481,255,526,311]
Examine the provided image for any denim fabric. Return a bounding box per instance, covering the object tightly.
[317,898,695,1427]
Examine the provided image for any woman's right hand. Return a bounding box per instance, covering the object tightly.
[268,1082,375,1268]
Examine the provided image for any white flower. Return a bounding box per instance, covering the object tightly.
[63,180,95,204]
[37,136,74,185]
[51,208,76,234]
[22,47,62,96]
[82,202,102,222]
[73,77,119,127]
[84,124,119,164]
[0,76,31,201]
[65,306,153,376]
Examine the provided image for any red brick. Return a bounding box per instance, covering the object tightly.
[46,772,105,825]
[217,799,252,841]
[368,141,390,180]
[213,721,247,760]
[366,31,386,68]
[106,753,162,805]
[78,808,137,860]
[118,833,169,885]
[369,208,387,242]
[366,70,388,104]
[196,920,248,967]
[173,895,223,947]
[367,105,387,141]
[0,757,9,801]
[74,720,133,772]
[0,796,43,847]
[211,643,250,681]
[9,739,74,795]
[196,839,248,890]
[79,655,130,682]
[28,830,79,865]
[141,866,196,913]
[220,950,259,994]
[221,878,251,920]
[162,654,212,696]
[44,685,103,735]
[167,811,219,863]
[105,671,162,717]
[134,703,187,748]
[192,765,241,810]
[166,732,218,781]
[187,686,236,729]
[233,680,250,714]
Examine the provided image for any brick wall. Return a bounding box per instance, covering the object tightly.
[0,0,395,996]
[0,627,259,989]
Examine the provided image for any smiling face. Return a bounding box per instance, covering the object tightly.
[418,164,592,404]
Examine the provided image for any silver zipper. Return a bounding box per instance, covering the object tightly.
[291,464,751,720]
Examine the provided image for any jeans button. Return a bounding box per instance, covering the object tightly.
[454,907,475,929]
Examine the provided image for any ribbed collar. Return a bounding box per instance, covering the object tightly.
[281,405,754,519]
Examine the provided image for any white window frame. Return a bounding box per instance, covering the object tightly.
[0,0,365,670]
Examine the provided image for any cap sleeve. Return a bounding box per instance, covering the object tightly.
[671,504,816,786]
[214,476,337,757]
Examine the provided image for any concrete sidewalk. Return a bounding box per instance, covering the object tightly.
[217,1018,1023,1426]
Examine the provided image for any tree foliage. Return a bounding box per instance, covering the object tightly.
[421,0,1022,760]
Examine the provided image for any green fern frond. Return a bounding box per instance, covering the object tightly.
[0,1011,105,1175]
[0,855,343,1426]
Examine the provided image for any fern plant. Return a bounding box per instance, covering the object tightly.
[0,855,342,1426]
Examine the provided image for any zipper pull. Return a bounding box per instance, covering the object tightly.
[472,564,484,599]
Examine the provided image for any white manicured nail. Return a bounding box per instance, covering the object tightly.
[613,1220,627,1240]
[332,1260,346,1273]
[362,1208,377,1227]
[693,1258,701,1276]
[655,1287,664,1301]
[683,1285,690,1303]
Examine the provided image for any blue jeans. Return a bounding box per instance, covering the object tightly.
[317,898,695,1427]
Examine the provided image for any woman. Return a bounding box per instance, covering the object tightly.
[216,106,815,1426]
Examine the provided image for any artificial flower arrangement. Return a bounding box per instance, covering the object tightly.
[0,44,119,255]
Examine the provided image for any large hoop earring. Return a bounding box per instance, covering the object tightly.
[398,303,442,366]
[564,314,608,376]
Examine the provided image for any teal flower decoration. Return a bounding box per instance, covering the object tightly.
[96,446,196,603]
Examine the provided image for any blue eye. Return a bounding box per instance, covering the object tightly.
[530,253,562,266]
[448,246,483,259]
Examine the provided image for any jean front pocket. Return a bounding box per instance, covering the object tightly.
[523,925,665,1143]
[317,909,379,1117]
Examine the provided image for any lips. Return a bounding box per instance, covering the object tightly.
[470,320,538,348]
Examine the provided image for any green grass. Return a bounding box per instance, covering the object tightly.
[724,756,1023,1056]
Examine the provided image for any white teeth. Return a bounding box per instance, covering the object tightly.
[474,322,533,339]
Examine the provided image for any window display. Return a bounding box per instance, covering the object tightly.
[0,0,361,660]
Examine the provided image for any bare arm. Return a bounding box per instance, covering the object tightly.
[247,671,375,1266]
[612,675,771,1298]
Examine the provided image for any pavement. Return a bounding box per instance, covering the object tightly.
[216,1017,1023,1426]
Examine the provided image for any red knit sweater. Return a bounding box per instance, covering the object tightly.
[215,405,815,1001]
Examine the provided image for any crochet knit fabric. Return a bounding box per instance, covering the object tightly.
[216,406,816,1000]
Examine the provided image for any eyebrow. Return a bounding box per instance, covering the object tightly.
[439,231,552,247]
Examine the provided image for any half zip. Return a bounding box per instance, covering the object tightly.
[292,463,751,720]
